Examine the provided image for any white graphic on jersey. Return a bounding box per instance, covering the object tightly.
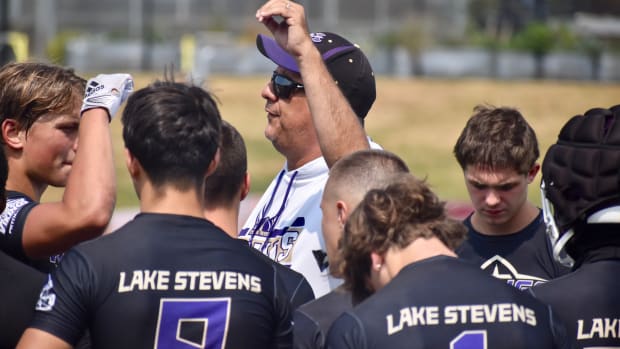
[479,255,547,290]
[577,317,620,340]
[310,32,327,43]
[0,197,29,235]
[35,275,56,311]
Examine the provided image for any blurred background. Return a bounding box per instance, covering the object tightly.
[1,0,620,225]
[1,0,620,81]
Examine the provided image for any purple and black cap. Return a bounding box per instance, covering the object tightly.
[257,32,376,120]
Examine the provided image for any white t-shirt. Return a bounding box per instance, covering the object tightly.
[239,140,381,297]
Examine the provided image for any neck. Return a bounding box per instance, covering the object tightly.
[384,237,456,278]
[6,161,47,201]
[204,203,239,238]
[472,202,539,236]
[284,144,322,171]
[139,184,205,219]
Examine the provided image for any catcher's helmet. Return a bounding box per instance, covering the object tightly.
[541,105,620,267]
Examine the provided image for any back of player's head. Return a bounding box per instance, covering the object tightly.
[453,104,539,174]
[325,149,410,207]
[122,80,221,190]
[541,105,620,266]
[204,120,247,207]
[0,62,85,135]
[340,173,466,302]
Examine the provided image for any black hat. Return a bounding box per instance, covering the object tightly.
[257,32,376,119]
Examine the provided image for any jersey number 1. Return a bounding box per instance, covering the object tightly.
[153,298,231,349]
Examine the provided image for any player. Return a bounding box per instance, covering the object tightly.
[453,105,569,290]
[239,0,380,297]
[0,65,131,348]
[0,63,132,273]
[0,146,47,348]
[531,105,620,348]
[204,119,315,308]
[326,173,574,349]
[17,81,292,348]
[293,149,409,349]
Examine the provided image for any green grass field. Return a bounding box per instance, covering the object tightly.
[42,74,620,209]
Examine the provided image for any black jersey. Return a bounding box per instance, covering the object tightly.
[326,256,573,349]
[457,211,569,290]
[0,250,46,348]
[244,240,315,309]
[29,213,292,349]
[0,191,61,273]
[294,285,352,349]
[531,248,620,348]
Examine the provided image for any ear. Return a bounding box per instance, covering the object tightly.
[336,200,348,228]
[2,119,24,150]
[206,148,221,177]
[526,163,540,183]
[370,252,384,272]
[125,148,140,179]
[240,172,250,201]
[125,148,143,199]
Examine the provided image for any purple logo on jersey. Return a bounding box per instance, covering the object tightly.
[241,217,304,265]
[49,253,63,266]
[310,32,327,43]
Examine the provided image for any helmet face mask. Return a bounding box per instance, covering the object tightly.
[540,180,575,267]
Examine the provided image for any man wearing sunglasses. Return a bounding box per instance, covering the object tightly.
[239,0,381,298]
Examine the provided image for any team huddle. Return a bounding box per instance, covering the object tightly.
[0,0,618,348]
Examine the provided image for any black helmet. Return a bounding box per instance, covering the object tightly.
[541,105,620,266]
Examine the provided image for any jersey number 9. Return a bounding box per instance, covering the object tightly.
[153,298,231,349]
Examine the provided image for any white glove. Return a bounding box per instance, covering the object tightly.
[81,73,134,119]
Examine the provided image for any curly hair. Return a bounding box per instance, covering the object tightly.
[339,173,466,303]
[0,62,85,135]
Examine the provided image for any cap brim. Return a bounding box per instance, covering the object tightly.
[256,34,300,73]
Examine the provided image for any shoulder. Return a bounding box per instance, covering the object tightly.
[325,311,366,349]
[297,288,353,334]
[293,308,324,349]
[277,265,315,308]
[0,193,37,234]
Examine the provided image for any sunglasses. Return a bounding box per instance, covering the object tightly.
[271,71,304,99]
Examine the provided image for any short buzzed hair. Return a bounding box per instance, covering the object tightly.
[204,120,247,207]
[325,149,410,206]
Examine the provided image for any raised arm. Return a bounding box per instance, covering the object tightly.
[256,1,369,168]
[22,74,133,258]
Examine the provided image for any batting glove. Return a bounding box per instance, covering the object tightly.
[81,73,134,119]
